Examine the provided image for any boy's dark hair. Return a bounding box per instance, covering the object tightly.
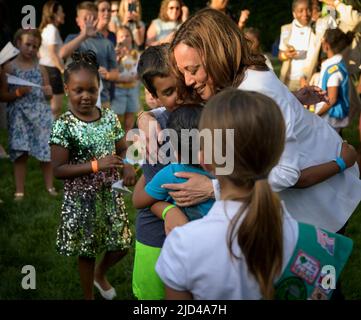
[292,0,309,11]
[324,28,355,54]
[137,44,170,97]
[64,50,100,84]
[167,105,203,166]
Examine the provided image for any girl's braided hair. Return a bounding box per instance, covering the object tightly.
[64,50,100,84]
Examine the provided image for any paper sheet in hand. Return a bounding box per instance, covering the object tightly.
[6,74,41,88]
[112,180,132,193]
[96,78,104,108]
[0,42,20,65]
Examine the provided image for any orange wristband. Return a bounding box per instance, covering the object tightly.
[91,160,99,173]
[15,88,22,97]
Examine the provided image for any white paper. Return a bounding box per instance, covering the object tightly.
[6,73,41,88]
[0,42,20,65]
[96,78,104,108]
[112,180,132,193]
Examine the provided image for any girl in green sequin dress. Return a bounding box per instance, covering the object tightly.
[50,51,136,300]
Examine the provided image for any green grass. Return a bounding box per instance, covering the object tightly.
[1,81,361,299]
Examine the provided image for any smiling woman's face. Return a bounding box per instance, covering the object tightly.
[173,42,214,101]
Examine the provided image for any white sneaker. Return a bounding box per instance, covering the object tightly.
[94,280,117,300]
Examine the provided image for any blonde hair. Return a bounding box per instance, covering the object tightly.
[76,1,98,15]
[14,28,42,48]
[118,0,142,22]
[199,88,285,299]
[170,8,267,102]
[159,0,183,22]
[39,0,62,31]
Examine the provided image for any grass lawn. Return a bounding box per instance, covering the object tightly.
[1,75,361,299]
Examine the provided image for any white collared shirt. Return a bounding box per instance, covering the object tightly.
[156,200,298,300]
[238,69,361,232]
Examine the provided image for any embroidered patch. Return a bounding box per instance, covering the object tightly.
[275,277,307,300]
[310,287,328,300]
[328,65,339,74]
[315,270,333,295]
[316,229,335,256]
[291,250,320,284]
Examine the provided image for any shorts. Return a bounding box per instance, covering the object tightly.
[43,66,64,95]
[132,240,165,300]
[112,86,139,116]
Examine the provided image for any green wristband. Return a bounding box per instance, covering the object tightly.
[162,204,176,220]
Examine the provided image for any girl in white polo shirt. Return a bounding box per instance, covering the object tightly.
[156,89,353,300]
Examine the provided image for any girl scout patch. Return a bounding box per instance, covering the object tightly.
[290,250,320,284]
[316,229,335,256]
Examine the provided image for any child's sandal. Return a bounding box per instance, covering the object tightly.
[47,187,58,196]
[14,193,24,201]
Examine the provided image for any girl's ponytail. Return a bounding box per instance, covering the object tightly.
[201,88,287,300]
[237,178,283,299]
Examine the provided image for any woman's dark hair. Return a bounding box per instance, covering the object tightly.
[64,50,100,84]
[324,28,355,54]
[170,8,268,103]
[167,105,203,166]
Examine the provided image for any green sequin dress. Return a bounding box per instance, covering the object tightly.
[50,108,132,257]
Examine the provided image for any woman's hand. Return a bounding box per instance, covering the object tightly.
[341,141,357,168]
[123,163,136,186]
[164,207,189,235]
[98,154,123,170]
[181,6,189,22]
[162,172,214,207]
[238,9,250,29]
[294,86,330,105]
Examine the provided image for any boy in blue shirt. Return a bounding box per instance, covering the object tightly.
[134,105,215,223]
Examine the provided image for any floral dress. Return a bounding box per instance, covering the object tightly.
[50,108,132,257]
[7,62,52,162]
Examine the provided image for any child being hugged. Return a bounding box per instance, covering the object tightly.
[315,28,355,133]
[50,50,136,300]
[133,105,215,235]
[156,89,353,300]
[113,26,140,133]
[0,29,55,200]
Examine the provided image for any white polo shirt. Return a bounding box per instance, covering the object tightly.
[156,200,298,300]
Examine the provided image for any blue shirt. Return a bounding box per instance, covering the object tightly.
[145,163,215,221]
[64,32,117,103]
